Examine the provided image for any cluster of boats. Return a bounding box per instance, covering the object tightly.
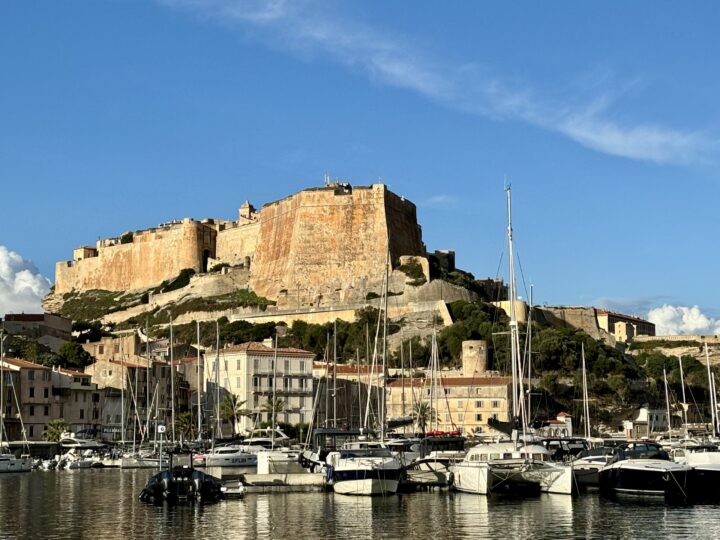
[295,428,720,503]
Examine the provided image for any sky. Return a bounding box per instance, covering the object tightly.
[2,1,720,335]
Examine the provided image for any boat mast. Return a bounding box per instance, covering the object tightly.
[527,284,533,426]
[706,343,716,437]
[169,317,175,444]
[271,333,278,450]
[505,185,526,433]
[196,321,202,441]
[145,318,151,439]
[678,356,689,438]
[215,320,221,441]
[664,368,672,442]
[324,330,330,427]
[713,373,719,436]
[120,341,125,445]
[333,320,337,428]
[380,249,389,443]
[1,327,5,448]
[581,343,591,439]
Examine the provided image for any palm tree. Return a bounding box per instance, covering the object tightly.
[413,402,438,434]
[44,419,69,442]
[220,394,252,434]
[175,411,196,442]
[261,396,286,426]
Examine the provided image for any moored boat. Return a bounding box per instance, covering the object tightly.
[599,442,690,501]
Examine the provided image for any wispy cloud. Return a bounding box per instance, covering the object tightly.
[0,246,51,317]
[159,0,716,165]
[419,194,459,208]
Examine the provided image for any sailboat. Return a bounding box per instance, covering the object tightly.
[0,330,32,473]
[325,251,403,495]
[452,186,572,496]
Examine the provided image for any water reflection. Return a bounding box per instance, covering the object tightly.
[2,471,720,539]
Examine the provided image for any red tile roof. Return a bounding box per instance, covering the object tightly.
[313,363,383,375]
[222,342,314,357]
[1,357,50,370]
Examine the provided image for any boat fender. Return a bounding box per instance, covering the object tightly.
[448,472,455,486]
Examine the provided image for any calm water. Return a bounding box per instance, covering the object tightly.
[1,470,720,539]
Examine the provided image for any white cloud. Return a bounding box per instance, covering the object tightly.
[0,246,52,317]
[159,0,716,165]
[647,304,720,336]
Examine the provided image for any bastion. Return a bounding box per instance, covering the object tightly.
[53,183,426,307]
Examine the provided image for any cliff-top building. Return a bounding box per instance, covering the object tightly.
[53,183,426,309]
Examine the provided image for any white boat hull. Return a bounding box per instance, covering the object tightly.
[0,456,32,473]
[333,478,400,496]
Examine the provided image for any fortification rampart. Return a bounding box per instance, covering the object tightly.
[249,184,425,308]
[55,219,216,293]
[52,183,426,306]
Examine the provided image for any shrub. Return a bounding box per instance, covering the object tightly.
[120,232,133,244]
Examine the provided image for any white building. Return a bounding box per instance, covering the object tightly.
[211,341,315,434]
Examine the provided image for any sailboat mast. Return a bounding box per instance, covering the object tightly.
[145,318,151,436]
[581,343,591,439]
[380,250,389,442]
[505,186,520,420]
[216,320,221,440]
[271,333,278,450]
[333,320,337,428]
[1,327,6,448]
[679,356,689,438]
[169,317,175,444]
[120,343,125,444]
[706,343,716,437]
[664,368,672,442]
[527,284,533,425]
[196,321,202,440]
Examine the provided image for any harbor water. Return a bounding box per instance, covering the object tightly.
[1,469,720,539]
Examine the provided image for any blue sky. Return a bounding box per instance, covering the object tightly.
[2,1,719,334]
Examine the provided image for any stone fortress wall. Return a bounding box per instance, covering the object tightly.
[55,218,217,293]
[53,183,425,306]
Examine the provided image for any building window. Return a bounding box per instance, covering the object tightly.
[253,376,259,390]
[457,400,463,408]
[458,414,464,422]
[237,359,242,371]
[300,361,305,372]
[99,345,104,355]
[284,360,290,372]
[29,387,34,398]
[444,414,451,422]
[83,393,87,403]
[491,400,499,408]
[29,426,34,437]
[28,370,35,381]
[254,358,260,371]
[475,400,483,408]
[80,409,84,420]
[44,388,49,398]
[475,414,483,422]
[29,405,35,416]
[59,406,64,417]
[491,413,498,421]
[299,378,306,389]
[283,378,290,390]
[44,406,49,416]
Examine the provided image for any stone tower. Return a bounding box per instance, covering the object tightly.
[462,340,488,378]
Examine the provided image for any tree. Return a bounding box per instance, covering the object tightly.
[57,342,92,369]
[413,402,438,434]
[175,411,196,441]
[262,396,286,426]
[220,394,252,434]
[44,419,69,442]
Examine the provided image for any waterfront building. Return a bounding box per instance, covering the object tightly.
[0,357,103,441]
[187,341,315,435]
